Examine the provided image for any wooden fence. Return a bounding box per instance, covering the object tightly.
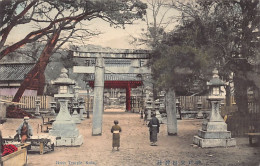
[178,96,236,111]
[1,95,54,109]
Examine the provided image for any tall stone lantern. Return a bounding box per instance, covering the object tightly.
[49,68,83,146]
[193,69,236,148]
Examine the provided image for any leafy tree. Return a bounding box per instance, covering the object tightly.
[170,0,260,114]
[0,0,147,102]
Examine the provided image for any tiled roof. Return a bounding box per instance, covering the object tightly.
[0,63,35,81]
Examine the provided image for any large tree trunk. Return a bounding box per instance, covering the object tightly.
[233,71,249,116]
[166,88,177,135]
[225,84,231,106]
[12,30,61,102]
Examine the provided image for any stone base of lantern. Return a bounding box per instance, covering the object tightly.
[193,121,236,148]
[55,135,83,146]
[49,121,83,146]
[72,111,81,124]
[35,112,40,116]
[196,111,204,119]
[193,136,236,148]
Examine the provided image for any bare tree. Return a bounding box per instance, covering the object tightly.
[0,0,147,102]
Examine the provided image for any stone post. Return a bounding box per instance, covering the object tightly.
[166,89,177,135]
[92,56,105,135]
[35,97,41,116]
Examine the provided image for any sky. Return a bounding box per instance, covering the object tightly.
[6,0,180,50]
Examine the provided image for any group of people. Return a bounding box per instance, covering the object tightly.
[15,112,159,151]
[111,111,160,151]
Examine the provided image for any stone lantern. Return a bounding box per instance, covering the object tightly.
[74,85,80,101]
[193,69,236,148]
[196,98,203,119]
[72,101,81,124]
[49,68,83,146]
[78,98,85,120]
[154,100,162,123]
[175,98,181,120]
[146,100,153,121]
[50,102,56,115]
[71,85,81,123]
[35,97,41,116]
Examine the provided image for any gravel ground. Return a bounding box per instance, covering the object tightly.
[1,108,259,166]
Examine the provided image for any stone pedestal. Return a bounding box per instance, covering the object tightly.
[72,106,81,124]
[193,100,236,148]
[49,99,83,146]
[196,111,204,119]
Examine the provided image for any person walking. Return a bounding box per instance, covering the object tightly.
[111,120,122,151]
[16,116,33,143]
[148,113,160,146]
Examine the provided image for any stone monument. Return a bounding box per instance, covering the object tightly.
[193,69,236,148]
[49,68,83,146]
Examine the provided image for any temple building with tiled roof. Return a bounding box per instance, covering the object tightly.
[0,63,38,96]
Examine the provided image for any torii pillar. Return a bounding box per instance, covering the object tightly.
[126,82,131,112]
[92,57,105,135]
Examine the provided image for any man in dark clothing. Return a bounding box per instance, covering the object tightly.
[148,113,160,146]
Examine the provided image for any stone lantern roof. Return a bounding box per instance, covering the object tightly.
[51,68,75,85]
[206,69,226,86]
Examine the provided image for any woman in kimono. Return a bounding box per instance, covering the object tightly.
[111,120,122,151]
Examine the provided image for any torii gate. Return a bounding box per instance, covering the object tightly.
[73,47,151,135]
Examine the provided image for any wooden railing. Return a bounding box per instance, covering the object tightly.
[0,95,54,109]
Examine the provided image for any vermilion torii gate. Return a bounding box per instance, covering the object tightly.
[73,47,151,135]
[88,80,142,111]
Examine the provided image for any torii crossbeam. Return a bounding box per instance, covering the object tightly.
[73,47,151,135]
